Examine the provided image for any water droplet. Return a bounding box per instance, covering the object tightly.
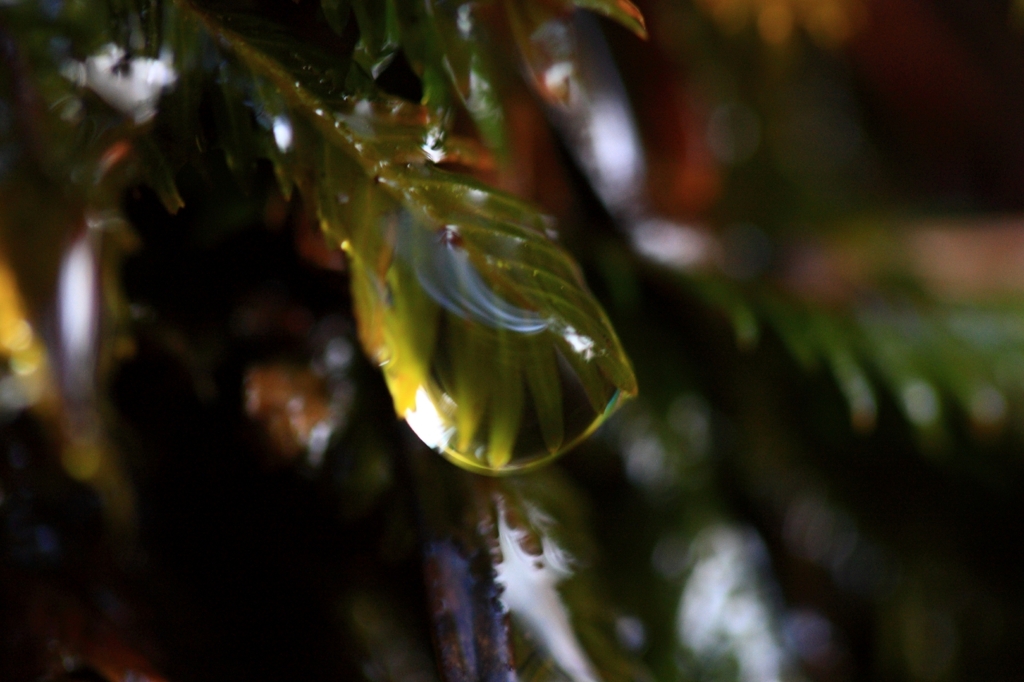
[354,212,635,474]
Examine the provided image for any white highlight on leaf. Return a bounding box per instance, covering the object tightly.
[457,4,473,37]
[589,97,642,205]
[404,387,455,451]
[422,126,446,163]
[678,526,789,682]
[901,379,939,426]
[57,236,98,401]
[273,115,293,152]
[543,61,575,98]
[562,326,596,360]
[63,43,177,124]
[495,506,599,682]
[630,219,715,270]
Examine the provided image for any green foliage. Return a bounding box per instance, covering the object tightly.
[683,271,1024,447]
[1,0,644,475]
[7,1,1024,680]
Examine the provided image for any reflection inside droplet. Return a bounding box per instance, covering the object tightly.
[404,386,456,451]
[389,312,627,473]
[400,219,548,334]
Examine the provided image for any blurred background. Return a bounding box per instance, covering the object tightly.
[5,0,1024,681]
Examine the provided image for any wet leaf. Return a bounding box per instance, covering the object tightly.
[503,0,578,106]
[425,0,510,156]
[340,163,637,473]
[494,472,654,682]
[500,0,643,110]
[409,447,650,682]
[0,3,155,528]
[6,0,638,484]
[183,2,637,473]
[683,272,1024,441]
[352,0,402,79]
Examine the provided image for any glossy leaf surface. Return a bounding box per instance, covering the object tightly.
[682,270,1024,441]
[182,2,637,473]
[319,0,646,162]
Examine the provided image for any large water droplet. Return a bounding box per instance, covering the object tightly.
[316,141,634,474]
[350,207,635,474]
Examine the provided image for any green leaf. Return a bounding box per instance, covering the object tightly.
[573,0,648,39]
[502,0,646,107]
[425,0,509,156]
[183,1,637,473]
[337,163,638,473]
[352,0,401,78]
[321,0,352,37]
[684,271,1024,440]
[390,0,449,112]
[502,0,578,106]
